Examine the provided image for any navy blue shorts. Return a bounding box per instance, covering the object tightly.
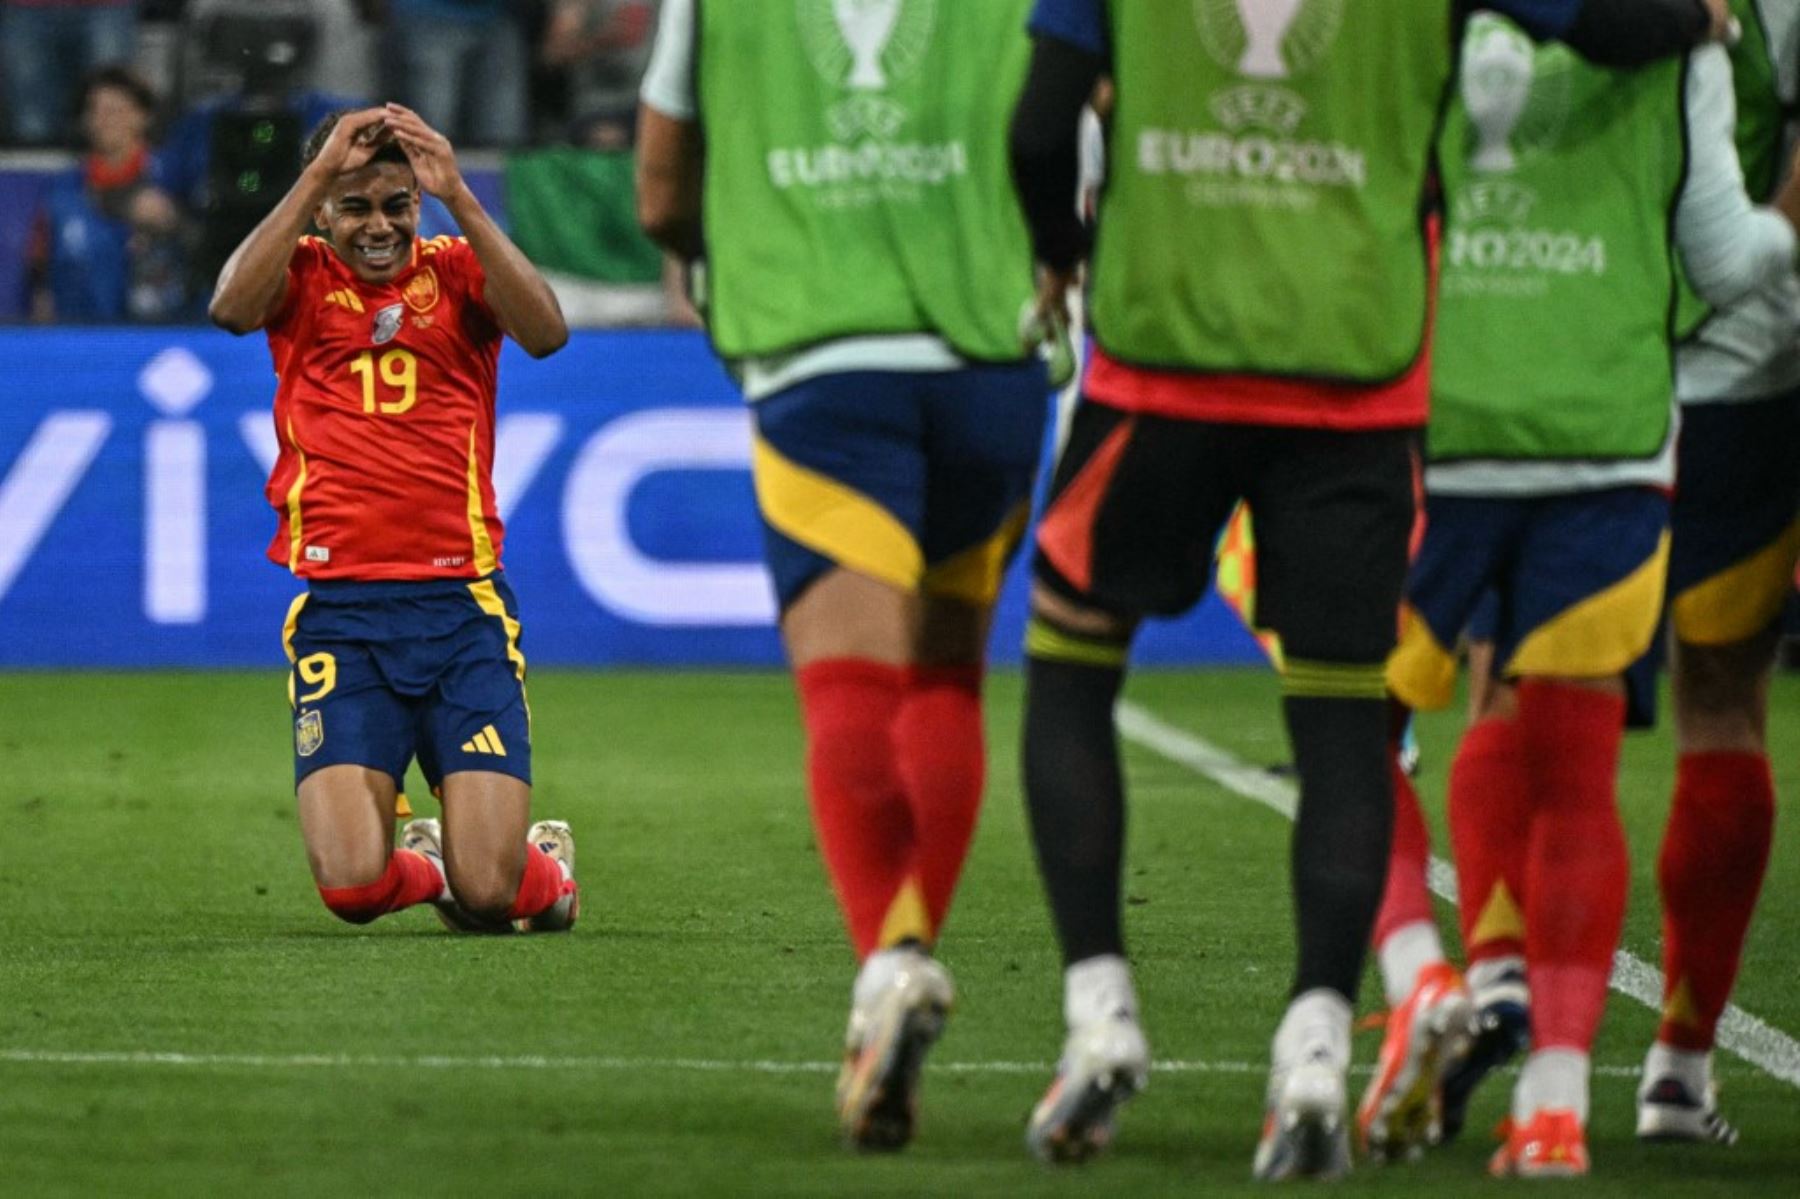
[1389,489,1668,725]
[282,573,531,791]
[751,363,1051,610]
[1668,393,1800,646]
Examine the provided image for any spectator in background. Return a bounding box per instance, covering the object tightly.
[1,0,139,144]
[540,0,653,149]
[28,66,189,321]
[388,0,525,146]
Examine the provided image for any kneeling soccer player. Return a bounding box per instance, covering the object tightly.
[210,105,579,933]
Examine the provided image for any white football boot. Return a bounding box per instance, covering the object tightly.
[516,819,578,932]
[399,817,491,933]
[1253,990,1354,1182]
[836,947,954,1151]
[1027,955,1150,1164]
[1637,1044,1739,1145]
[1027,1013,1150,1163]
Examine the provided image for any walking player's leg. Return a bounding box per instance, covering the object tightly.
[898,596,992,943]
[1250,426,1415,1182]
[1642,396,1797,1142]
[754,374,954,1152]
[1487,488,1668,1178]
[1021,403,1229,1164]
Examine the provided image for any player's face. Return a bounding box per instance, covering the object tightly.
[319,163,420,284]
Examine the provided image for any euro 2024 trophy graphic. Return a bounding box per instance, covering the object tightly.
[1237,0,1305,79]
[1463,20,1536,174]
[835,0,902,89]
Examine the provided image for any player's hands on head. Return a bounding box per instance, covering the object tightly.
[306,107,392,180]
[384,103,463,199]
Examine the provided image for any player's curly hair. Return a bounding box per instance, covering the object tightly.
[301,109,411,170]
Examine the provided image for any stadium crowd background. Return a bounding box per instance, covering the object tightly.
[0,0,682,328]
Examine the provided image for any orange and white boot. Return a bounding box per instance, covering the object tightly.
[1358,961,1474,1160]
[1489,1108,1590,1178]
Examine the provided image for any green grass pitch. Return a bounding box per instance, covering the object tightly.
[1,669,1796,1196]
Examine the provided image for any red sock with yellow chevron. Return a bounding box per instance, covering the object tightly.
[797,658,915,959]
[506,843,573,921]
[1656,751,1775,1051]
[894,664,984,938]
[1447,716,1530,965]
[1518,680,1628,1052]
[317,850,443,924]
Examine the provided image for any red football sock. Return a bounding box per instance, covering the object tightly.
[1657,751,1775,1051]
[1447,715,1531,964]
[318,849,442,924]
[1517,680,1629,1053]
[1375,754,1436,946]
[507,843,574,921]
[797,658,914,959]
[894,664,986,938]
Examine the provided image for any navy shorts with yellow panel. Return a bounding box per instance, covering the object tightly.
[1668,392,1800,647]
[1388,487,1670,715]
[751,363,1051,610]
[282,573,531,790]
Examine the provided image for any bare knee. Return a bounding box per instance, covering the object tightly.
[1674,638,1773,751]
[782,569,917,668]
[446,858,519,921]
[1030,583,1134,642]
[916,594,992,668]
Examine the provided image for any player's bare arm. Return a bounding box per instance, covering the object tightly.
[383,103,569,358]
[209,107,390,334]
[636,106,704,260]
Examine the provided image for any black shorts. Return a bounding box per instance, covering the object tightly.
[1034,397,1419,665]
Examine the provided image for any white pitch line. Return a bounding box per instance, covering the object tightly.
[0,1048,1649,1079]
[1115,700,1800,1091]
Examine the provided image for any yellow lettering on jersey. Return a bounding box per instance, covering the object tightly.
[349,349,419,415]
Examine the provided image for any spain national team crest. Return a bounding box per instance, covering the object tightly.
[371,303,404,345]
[295,709,324,757]
[403,266,441,314]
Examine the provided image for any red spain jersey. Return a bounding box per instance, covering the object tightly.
[262,235,506,580]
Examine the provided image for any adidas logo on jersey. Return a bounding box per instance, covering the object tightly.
[461,724,508,756]
[324,289,366,314]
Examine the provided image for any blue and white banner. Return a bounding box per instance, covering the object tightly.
[0,329,1261,668]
